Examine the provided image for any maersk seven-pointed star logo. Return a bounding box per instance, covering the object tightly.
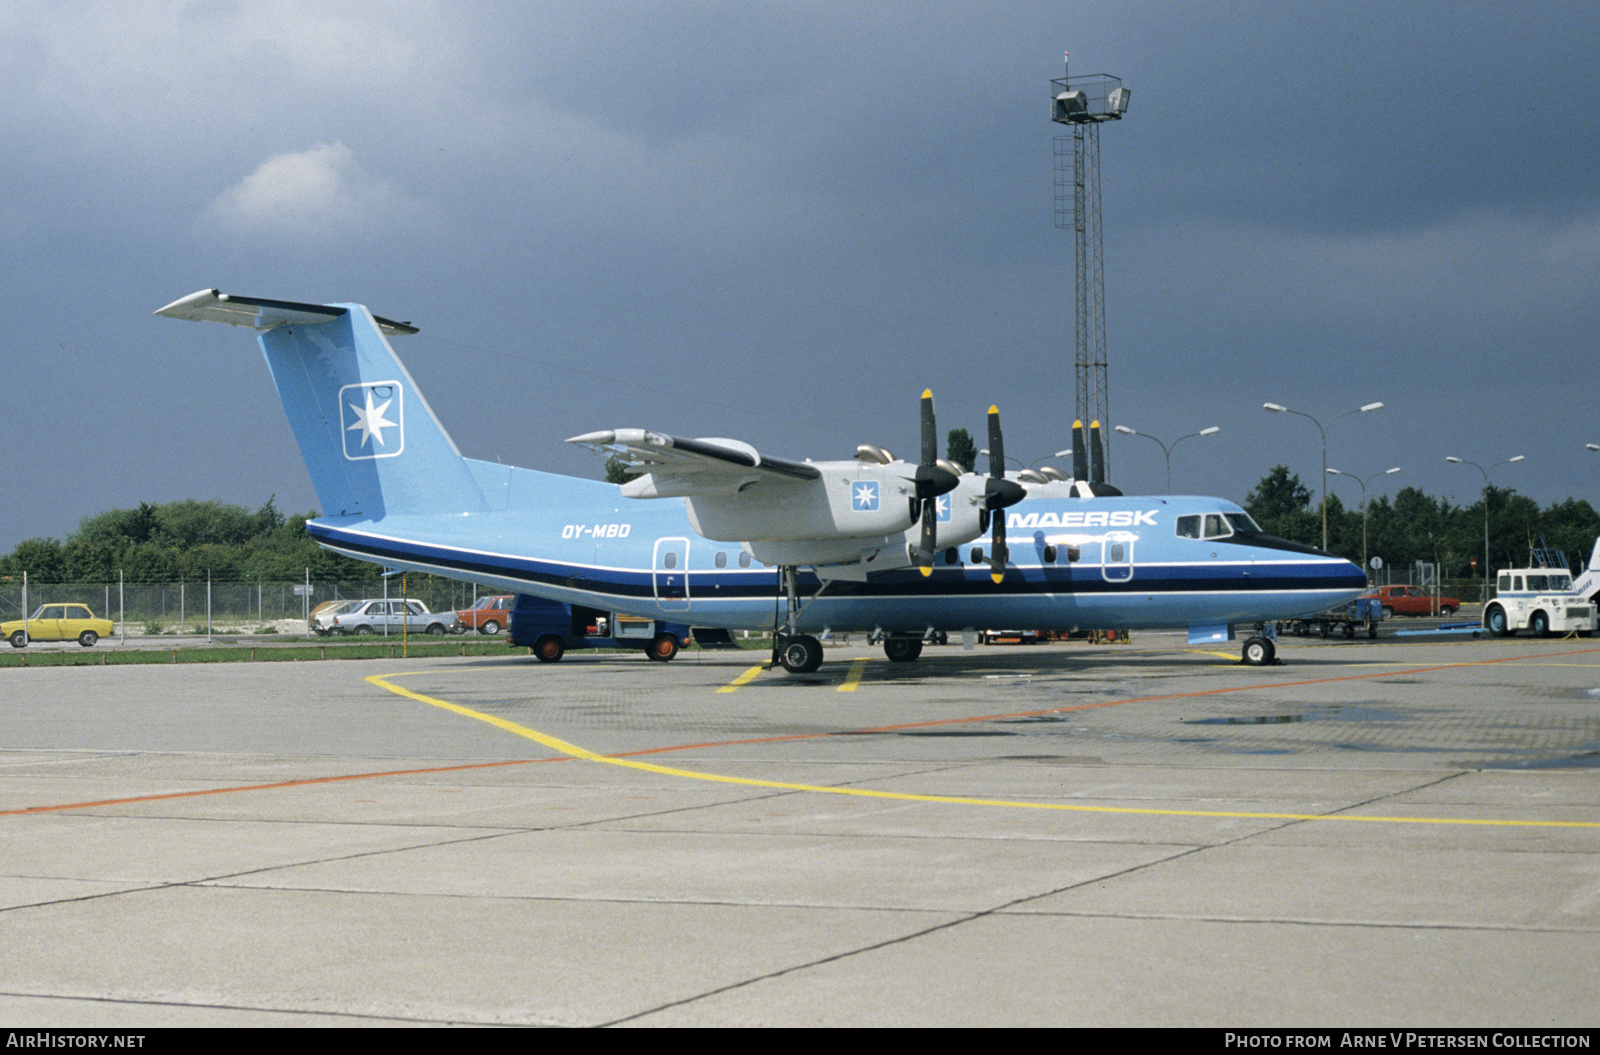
[935,494,951,522]
[341,381,404,460]
[852,480,879,511]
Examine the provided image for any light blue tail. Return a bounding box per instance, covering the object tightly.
[157,291,489,521]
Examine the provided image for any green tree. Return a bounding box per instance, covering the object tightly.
[1243,466,1318,547]
[946,428,977,474]
[604,456,640,485]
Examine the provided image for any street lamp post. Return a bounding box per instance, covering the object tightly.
[1445,455,1525,599]
[1325,466,1400,577]
[1112,426,1220,493]
[1263,401,1384,551]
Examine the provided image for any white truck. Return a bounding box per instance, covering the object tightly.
[1482,566,1597,637]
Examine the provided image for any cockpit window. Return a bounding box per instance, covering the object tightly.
[1178,512,1252,540]
[1225,513,1261,534]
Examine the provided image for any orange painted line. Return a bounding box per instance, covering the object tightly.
[0,757,558,817]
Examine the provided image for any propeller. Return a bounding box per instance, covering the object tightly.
[983,405,1027,582]
[910,389,959,576]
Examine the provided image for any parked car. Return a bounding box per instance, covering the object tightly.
[1359,585,1461,618]
[313,598,459,636]
[4,604,115,648]
[456,595,515,635]
[308,600,362,636]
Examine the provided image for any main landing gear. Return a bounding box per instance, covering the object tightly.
[771,565,826,674]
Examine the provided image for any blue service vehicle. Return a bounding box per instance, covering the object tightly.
[506,594,694,663]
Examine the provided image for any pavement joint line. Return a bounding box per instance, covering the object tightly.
[364,670,1600,829]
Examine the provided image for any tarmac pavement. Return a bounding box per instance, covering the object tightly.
[0,632,1596,1027]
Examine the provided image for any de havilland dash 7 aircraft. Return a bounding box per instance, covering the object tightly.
[156,289,1366,674]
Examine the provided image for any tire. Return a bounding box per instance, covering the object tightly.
[1342,623,1355,639]
[1530,611,1549,638]
[77,630,98,647]
[480,620,500,636]
[1438,605,1455,618]
[1382,606,1395,619]
[647,633,679,662]
[8,630,26,649]
[533,634,565,663]
[1242,636,1275,666]
[883,636,923,662]
[353,624,373,636]
[1485,606,1510,637]
[778,634,824,674]
[427,623,447,636]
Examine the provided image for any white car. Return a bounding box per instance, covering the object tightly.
[314,599,459,636]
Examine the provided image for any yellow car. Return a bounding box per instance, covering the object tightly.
[4,604,115,648]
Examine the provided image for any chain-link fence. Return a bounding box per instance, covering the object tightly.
[0,575,495,634]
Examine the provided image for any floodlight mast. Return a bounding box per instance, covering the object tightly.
[1052,51,1129,486]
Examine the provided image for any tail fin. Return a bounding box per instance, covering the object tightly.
[156,290,486,520]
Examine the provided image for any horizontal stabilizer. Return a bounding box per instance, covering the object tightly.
[155,289,418,337]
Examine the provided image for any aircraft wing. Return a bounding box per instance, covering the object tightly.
[567,429,821,498]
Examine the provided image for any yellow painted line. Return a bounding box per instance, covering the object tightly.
[1186,649,1239,660]
[365,673,1600,830]
[838,658,868,692]
[716,662,769,693]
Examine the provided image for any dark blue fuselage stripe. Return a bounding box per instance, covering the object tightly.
[310,523,1367,602]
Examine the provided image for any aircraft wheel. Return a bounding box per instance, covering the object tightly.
[778,635,823,674]
[78,630,99,647]
[646,633,679,662]
[533,635,565,663]
[8,630,27,649]
[883,636,923,662]
[1530,611,1550,638]
[480,620,500,636]
[1242,636,1275,666]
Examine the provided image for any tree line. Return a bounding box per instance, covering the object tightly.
[0,498,382,584]
[1243,466,1600,578]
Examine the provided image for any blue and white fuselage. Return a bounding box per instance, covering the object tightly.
[155,290,1366,666]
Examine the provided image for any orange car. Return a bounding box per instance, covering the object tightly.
[456,594,515,635]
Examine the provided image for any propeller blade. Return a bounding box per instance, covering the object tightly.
[987,404,1005,480]
[920,389,938,467]
[984,405,1026,583]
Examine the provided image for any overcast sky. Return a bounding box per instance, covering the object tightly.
[4,1,1599,553]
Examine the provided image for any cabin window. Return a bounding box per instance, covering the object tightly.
[970,546,984,564]
[738,552,752,569]
[1176,515,1200,538]
[663,552,678,570]
[1498,574,1511,592]
[714,551,728,569]
[1042,545,1057,563]
[944,547,958,565]
[1067,546,1081,563]
[1513,576,1523,590]
[1108,542,1125,562]
[1204,514,1230,539]
[1529,575,1548,591]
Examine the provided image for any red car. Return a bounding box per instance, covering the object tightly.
[1359,585,1460,618]
[456,594,515,634]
